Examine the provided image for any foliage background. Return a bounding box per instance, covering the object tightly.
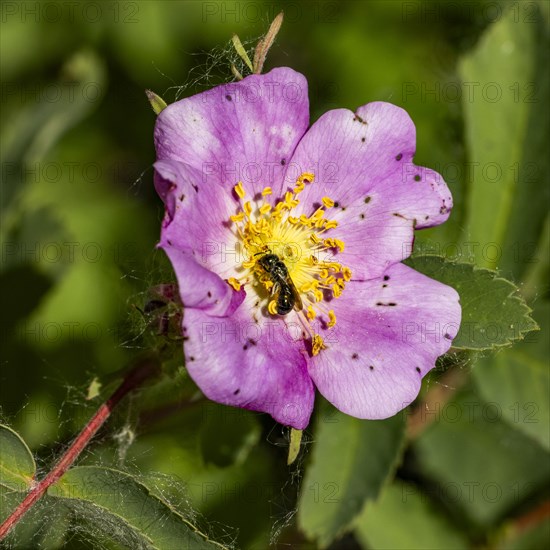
[1,0,549,548]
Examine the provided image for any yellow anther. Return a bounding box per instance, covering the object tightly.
[332,283,342,297]
[314,289,324,302]
[230,212,245,223]
[268,300,278,315]
[261,187,272,196]
[324,220,339,229]
[293,182,305,194]
[343,267,352,281]
[243,260,255,269]
[300,282,314,293]
[310,234,320,245]
[325,276,336,285]
[284,191,293,203]
[312,334,326,356]
[334,239,345,252]
[234,181,246,199]
[228,277,242,291]
[243,201,252,217]
[328,310,337,328]
[322,196,335,208]
[319,268,329,279]
[311,208,324,220]
[288,216,299,224]
[307,306,317,320]
[259,204,272,215]
[298,172,315,185]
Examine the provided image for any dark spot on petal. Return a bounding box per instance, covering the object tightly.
[444,333,452,340]
[352,353,359,359]
[382,284,388,288]
[243,344,248,350]
[179,194,185,201]
[192,183,199,192]
[225,94,232,101]
[369,365,375,371]
[425,215,430,220]
[361,137,366,142]
[248,338,257,346]
[388,302,397,306]
[353,114,367,124]
[233,389,240,395]
[189,356,195,362]
[384,275,390,281]
[334,201,340,208]
[393,212,405,218]
[395,153,403,161]
[281,159,286,166]
[360,213,365,219]
[167,239,173,246]
[415,367,421,373]
[413,218,417,228]
[207,291,212,298]
[414,174,421,182]
[364,196,371,203]
[376,302,383,306]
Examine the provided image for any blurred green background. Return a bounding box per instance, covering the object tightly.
[1,1,549,548]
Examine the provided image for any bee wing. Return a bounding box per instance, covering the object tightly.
[288,277,303,311]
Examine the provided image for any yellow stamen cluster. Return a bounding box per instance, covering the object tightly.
[227,173,352,356]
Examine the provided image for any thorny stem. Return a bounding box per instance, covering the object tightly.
[0,356,160,541]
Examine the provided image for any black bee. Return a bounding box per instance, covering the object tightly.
[256,253,303,315]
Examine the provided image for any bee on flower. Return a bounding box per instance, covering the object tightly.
[153,67,461,429]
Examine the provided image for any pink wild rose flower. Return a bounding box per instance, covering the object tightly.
[153,67,461,429]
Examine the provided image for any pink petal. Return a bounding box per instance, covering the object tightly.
[308,262,461,419]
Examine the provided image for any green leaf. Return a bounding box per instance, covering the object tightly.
[1,50,106,213]
[288,428,303,466]
[473,301,550,450]
[1,493,71,549]
[297,401,405,548]
[354,481,468,550]
[407,255,538,350]
[50,466,228,549]
[413,387,550,528]
[0,424,36,490]
[498,517,550,550]
[459,4,550,278]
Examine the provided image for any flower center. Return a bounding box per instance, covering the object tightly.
[227,173,352,355]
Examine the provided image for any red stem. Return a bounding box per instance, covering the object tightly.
[0,357,159,540]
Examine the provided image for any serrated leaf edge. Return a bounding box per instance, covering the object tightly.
[50,466,229,550]
[408,255,539,351]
